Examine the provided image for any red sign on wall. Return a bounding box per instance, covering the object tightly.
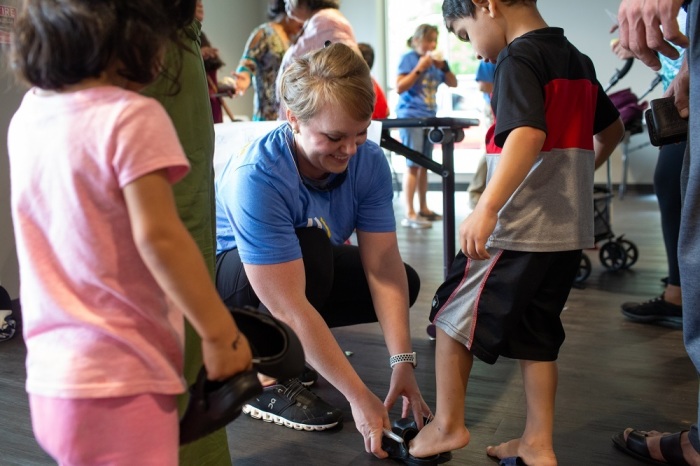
[0,5,16,45]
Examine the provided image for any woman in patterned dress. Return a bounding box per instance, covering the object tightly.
[233,0,302,121]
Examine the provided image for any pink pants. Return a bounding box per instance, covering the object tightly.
[30,393,178,466]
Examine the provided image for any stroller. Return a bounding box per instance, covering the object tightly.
[575,186,639,283]
[575,58,659,284]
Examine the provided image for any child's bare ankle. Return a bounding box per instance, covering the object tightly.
[409,421,470,458]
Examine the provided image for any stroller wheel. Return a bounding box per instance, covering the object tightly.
[575,253,592,283]
[599,241,627,271]
[617,238,639,269]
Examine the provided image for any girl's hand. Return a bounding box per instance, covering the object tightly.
[201,327,253,381]
[416,53,434,73]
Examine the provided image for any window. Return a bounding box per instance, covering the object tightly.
[385,0,489,174]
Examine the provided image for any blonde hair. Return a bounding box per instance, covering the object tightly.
[279,42,374,122]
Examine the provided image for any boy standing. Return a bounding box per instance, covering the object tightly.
[408,1,624,465]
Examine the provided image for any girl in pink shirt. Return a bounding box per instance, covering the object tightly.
[8,1,252,464]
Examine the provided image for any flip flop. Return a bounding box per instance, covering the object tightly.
[612,429,691,465]
[229,306,305,381]
[498,457,526,466]
[382,434,440,466]
[486,454,527,466]
[418,211,443,221]
[179,367,262,445]
[391,417,452,464]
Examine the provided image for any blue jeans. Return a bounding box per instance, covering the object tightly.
[400,127,433,168]
[678,0,700,452]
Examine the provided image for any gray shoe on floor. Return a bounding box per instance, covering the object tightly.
[621,294,682,329]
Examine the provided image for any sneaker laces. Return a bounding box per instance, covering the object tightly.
[281,378,317,405]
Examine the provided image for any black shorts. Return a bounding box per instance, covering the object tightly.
[430,248,581,364]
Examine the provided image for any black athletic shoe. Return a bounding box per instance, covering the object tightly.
[621,295,682,329]
[0,314,16,342]
[299,365,318,387]
[242,378,342,431]
[0,286,15,342]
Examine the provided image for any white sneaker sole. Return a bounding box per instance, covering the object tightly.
[242,404,339,431]
[400,219,432,229]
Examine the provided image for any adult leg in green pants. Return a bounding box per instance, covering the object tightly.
[143,11,231,466]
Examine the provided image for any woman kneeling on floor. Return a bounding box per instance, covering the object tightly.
[214,42,431,458]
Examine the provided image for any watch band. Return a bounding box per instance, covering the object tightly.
[389,352,417,368]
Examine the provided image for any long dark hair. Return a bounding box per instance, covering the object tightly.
[11,0,179,90]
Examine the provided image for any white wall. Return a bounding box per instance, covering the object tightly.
[202,1,268,119]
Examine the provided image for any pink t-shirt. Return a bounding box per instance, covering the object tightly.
[8,87,190,398]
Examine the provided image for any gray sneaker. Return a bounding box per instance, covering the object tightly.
[621,294,682,329]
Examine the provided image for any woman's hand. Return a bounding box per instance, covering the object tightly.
[617,0,687,70]
[383,363,432,429]
[349,388,391,459]
[664,56,690,118]
[232,71,251,96]
[201,45,219,61]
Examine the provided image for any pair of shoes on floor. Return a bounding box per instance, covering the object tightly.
[418,211,443,221]
[401,217,432,229]
[612,428,693,465]
[243,378,342,431]
[381,417,451,466]
[621,294,682,329]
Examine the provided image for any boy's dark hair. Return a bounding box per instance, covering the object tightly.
[358,43,375,70]
[11,0,178,90]
[443,0,536,31]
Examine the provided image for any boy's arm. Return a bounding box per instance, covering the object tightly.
[594,117,625,170]
[460,126,546,260]
[123,170,253,381]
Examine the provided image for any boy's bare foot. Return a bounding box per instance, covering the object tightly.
[486,438,557,466]
[408,418,470,458]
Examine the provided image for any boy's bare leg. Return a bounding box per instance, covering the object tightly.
[409,327,471,458]
[486,360,558,466]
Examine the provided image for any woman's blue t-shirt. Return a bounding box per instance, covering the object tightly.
[215,124,396,265]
